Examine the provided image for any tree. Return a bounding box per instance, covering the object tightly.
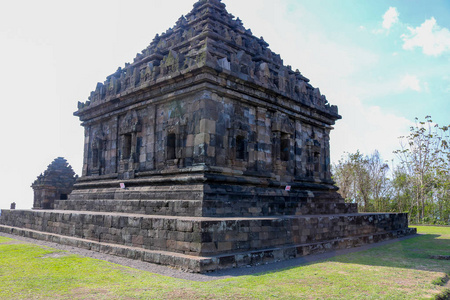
[332,156,354,201]
[333,116,450,224]
[367,150,391,212]
[394,116,450,224]
[390,167,412,214]
[333,151,390,213]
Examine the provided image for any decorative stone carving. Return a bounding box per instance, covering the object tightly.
[0,0,415,274]
[75,0,339,118]
[119,110,142,135]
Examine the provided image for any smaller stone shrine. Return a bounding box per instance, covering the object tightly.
[31,157,77,209]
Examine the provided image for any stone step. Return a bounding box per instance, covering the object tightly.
[65,182,347,217]
[55,199,203,217]
[54,198,357,217]
[0,224,416,273]
[0,209,412,258]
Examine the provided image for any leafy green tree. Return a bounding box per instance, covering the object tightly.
[394,116,449,223]
[333,151,390,213]
[333,116,450,224]
[368,150,391,212]
[390,168,412,214]
[332,156,354,201]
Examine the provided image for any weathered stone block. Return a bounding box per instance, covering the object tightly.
[0,0,417,274]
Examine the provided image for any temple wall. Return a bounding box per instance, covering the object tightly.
[80,89,333,185]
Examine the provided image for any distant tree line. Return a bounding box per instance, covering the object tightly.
[333,116,450,225]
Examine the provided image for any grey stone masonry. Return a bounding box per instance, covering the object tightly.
[68,0,343,215]
[32,157,77,209]
[0,0,416,273]
[0,210,415,272]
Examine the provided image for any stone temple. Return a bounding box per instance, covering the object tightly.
[31,157,77,210]
[0,0,415,272]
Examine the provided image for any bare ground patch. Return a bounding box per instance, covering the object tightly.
[0,240,25,245]
[61,287,115,300]
[40,252,71,259]
[162,289,250,300]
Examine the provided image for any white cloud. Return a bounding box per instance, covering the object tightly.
[400,74,422,92]
[331,95,412,164]
[372,7,399,35]
[382,7,399,30]
[402,17,450,56]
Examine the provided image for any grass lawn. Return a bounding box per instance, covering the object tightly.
[0,226,449,299]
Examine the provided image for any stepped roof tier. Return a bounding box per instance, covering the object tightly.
[76,0,339,122]
[31,157,77,190]
[31,157,77,210]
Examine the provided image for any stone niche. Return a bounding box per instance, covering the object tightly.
[31,157,77,210]
[0,0,416,273]
[68,88,341,217]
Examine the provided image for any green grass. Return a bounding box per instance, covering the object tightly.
[0,227,449,299]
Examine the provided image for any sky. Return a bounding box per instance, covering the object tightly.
[0,0,449,209]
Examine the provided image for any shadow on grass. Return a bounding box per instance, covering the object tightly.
[262,233,450,276]
[332,234,446,264]
[202,233,450,280]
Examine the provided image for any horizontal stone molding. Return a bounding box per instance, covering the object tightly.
[0,210,414,259]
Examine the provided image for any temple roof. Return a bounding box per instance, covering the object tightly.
[31,157,77,190]
[77,0,339,118]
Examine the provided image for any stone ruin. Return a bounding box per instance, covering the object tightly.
[31,157,77,210]
[0,0,416,272]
